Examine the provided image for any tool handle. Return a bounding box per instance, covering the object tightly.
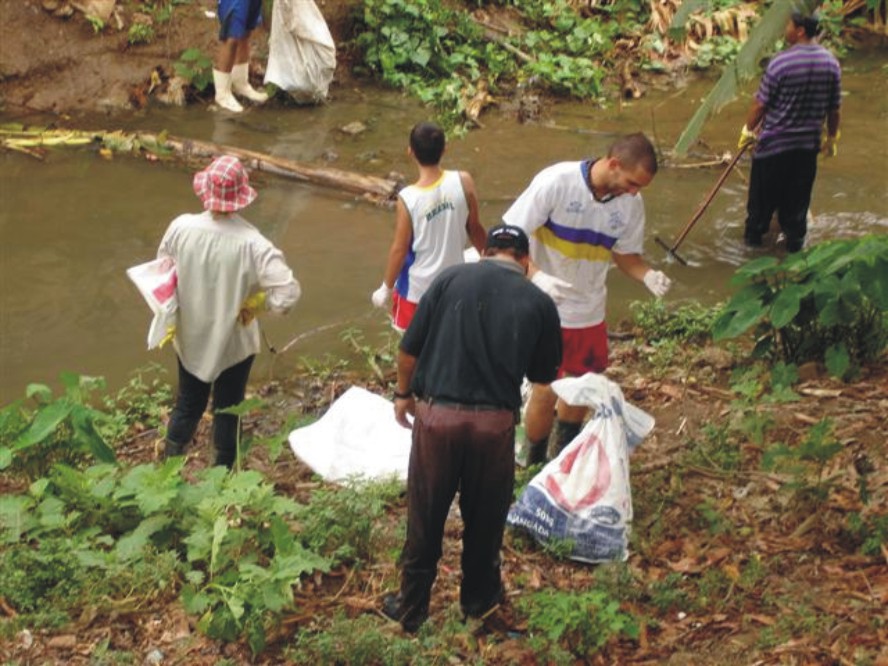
[669,143,750,251]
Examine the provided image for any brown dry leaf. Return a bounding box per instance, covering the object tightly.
[666,556,706,574]
[659,383,684,400]
[747,613,777,626]
[798,387,843,398]
[722,562,741,581]
[706,547,732,566]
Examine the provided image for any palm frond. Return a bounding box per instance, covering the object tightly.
[672,0,823,156]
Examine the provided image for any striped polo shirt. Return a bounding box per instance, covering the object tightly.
[754,43,842,159]
[503,160,645,328]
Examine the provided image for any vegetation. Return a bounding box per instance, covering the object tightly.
[1,250,884,663]
[713,235,888,378]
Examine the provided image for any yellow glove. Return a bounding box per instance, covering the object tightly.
[821,129,840,158]
[158,325,176,349]
[237,291,267,326]
[737,125,757,151]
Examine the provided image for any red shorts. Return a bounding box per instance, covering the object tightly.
[391,292,418,333]
[558,322,608,378]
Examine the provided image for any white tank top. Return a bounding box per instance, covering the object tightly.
[395,170,469,303]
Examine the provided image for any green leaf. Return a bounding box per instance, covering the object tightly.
[825,344,851,380]
[26,383,53,403]
[0,495,36,542]
[13,400,72,450]
[210,515,229,578]
[769,284,805,329]
[712,300,764,340]
[216,397,266,418]
[115,514,172,562]
[70,406,116,463]
[0,448,11,470]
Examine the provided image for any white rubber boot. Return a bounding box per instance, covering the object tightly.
[212,69,244,113]
[231,62,268,104]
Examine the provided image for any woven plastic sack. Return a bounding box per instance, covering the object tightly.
[126,257,178,350]
[264,0,336,103]
[507,373,654,563]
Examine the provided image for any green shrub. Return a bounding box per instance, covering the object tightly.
[519,588,639,657]
[287,614,416,665]
[631,299,720,343]
[713,235,888,378]
[294,476,403,565]
[0,373,116,480]
[174,48,213,92]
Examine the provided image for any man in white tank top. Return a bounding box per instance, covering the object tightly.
[371,122,486,331]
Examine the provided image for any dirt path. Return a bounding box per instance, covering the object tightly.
[0,0,357,116]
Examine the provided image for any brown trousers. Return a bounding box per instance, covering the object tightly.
[397,401,516,630]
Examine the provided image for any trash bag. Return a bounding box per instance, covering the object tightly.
[126,257,178,350]
[289,387,412,482]
[507,373,655,563]
[264,0,336,103]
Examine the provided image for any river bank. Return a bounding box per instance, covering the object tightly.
[2,314,886,664]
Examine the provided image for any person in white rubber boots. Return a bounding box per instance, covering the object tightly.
[213,0,269,113]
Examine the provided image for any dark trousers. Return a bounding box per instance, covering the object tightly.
[397,402,516,631]
[166,355,254,468]
[744,149,818,252]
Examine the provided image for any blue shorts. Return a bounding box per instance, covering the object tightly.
[218,0,262,40]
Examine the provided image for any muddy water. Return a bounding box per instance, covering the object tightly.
[1,53,886,403]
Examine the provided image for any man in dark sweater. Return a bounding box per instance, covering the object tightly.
[383,224,562,633]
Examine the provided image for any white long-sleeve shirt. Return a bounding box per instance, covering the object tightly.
[158,211,300,382]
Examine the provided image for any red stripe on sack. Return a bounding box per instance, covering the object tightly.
[152,272,178,303]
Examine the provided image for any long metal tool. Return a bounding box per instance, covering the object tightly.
[655,142,751,265]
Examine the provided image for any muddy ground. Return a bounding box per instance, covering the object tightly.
[2,335,886,665]
[0,0,358,116]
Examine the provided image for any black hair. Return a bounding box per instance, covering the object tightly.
[409,122,446,166]
[791,10,820,38]
[607,132,658,176]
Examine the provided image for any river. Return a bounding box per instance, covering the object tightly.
[1,52,885,404]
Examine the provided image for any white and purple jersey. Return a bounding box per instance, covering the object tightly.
[754,43,841,159]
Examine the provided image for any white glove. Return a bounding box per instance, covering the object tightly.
[643,269,672,298]
[371,282,392,308]
[531,271,575,305]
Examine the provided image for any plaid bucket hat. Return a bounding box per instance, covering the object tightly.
[193,155,257,213]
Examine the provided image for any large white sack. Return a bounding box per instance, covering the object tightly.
[507,373,654,563]
[289,386,412,482]
[264,0,336,103]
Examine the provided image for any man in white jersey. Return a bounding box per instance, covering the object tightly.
[503,133,672,464]
[371,121,486,331]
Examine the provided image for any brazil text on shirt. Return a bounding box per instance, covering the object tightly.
[535,217,620,262]
[424,200,456,223]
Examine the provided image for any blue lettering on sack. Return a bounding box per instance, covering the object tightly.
[507,485,628,562]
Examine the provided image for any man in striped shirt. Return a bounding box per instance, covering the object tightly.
[739,10,842,252]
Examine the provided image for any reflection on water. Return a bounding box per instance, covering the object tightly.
[1,53,886,403]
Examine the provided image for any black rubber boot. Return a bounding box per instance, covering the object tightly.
[550,420,582,459]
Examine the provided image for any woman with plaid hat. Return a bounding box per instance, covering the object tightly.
[158,155,300,468]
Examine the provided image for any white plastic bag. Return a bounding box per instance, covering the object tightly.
[264,0,336,103]
[507,373,655,563]
[126,257,178,350]
[289,386,412,482]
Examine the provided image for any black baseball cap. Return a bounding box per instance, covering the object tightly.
[486,224,530,254]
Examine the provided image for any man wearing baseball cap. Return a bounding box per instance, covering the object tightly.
[382,224,562,633]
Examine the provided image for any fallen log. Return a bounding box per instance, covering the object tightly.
[0,127,402,204]
[145,133,402,202]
